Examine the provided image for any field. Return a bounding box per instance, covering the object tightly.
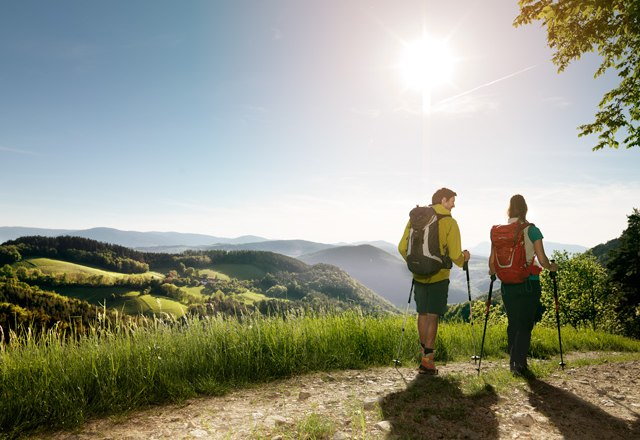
[198,269,231,281]
[23,258,164,282]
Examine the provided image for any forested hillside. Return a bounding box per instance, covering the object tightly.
[2,236,149,273]
[0,236,395,336]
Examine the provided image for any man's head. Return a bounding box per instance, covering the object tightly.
[432,187,457,210]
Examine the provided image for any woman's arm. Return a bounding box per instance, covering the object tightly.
[533,239,558,271]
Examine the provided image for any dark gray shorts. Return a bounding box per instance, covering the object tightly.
[414,279,449,315]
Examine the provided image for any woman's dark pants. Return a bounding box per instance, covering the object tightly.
[501,279,541,372]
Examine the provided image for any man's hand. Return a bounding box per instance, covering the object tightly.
[462,250,471,261]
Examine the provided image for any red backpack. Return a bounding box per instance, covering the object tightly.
[490,222,541,284]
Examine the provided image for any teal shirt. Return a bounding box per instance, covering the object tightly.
[528,225,543,242]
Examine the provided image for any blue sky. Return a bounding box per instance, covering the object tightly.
[1,0,638,249]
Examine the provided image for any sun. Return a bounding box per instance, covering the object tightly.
[399,36,454,93]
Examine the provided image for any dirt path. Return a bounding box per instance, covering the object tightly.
[35,352,639,439]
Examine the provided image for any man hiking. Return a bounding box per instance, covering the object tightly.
[398,187,471,374]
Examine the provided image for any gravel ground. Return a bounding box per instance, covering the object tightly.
[31,352,640,440]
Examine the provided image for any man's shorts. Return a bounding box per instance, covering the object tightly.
[414,279,449,315]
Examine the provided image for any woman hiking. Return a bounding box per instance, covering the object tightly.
[489,194,558,376]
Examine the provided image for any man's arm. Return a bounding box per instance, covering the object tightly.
[447,220,469,267]
[398,221,410,261]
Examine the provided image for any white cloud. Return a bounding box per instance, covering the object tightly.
[431,93,500,115]
[350,107,382,118]
[0,146,39,155]
[542,96,571,108]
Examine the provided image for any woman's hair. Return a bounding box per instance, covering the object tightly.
[508,194,528,222]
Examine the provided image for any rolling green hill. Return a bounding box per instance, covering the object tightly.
[0,237,397,335]
[20,258,164,283]
[52,286,188,317]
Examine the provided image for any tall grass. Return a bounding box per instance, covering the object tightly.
[1,311,638,437]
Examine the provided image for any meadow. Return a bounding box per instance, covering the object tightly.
[1,310,638,438]
[22,258,164,283]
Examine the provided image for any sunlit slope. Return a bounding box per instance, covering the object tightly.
[20,258,185,317]
[22,258,164,282]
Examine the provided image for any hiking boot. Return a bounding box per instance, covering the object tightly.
[418,352,438,375]
[510,364,531,378]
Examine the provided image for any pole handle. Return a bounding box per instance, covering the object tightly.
[550,259,557,279]
[463,261,469,271]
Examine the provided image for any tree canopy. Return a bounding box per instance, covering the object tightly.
[606,208,640,337]
[515,0,640,150]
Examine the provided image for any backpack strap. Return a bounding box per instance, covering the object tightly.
[434,210,451,256]
[512,221,529,244]
[522,222,538,268]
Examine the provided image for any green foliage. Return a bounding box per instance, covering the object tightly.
[470,298,508,327]
[590,237,620,266]
[539,251,613,331]
[0,264,14,278]
[606,208,640,338]
[211,263,267,280]
[0,245,21,265]
[515,0,640,150]
[444,288,507,326]
[266,284,288,297]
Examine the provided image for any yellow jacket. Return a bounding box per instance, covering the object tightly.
[397,204,465,283]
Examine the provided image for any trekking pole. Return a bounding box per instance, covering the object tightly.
[550,260,566,370]
[393,280,414,368]
[477,274,496,376]
[464,261,479,362]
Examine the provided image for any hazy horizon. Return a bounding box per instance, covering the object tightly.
[0,225,593,253]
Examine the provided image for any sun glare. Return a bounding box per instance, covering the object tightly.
[400,36,454,93]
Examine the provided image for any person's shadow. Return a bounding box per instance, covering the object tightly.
[525,376,639,439]
[380,373,499,439]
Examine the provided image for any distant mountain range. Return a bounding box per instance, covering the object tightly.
[0,227,267,248]
[0,226,594,307]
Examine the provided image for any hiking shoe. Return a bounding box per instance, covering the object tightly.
[418,353,438,375]
[511,364,532,378]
